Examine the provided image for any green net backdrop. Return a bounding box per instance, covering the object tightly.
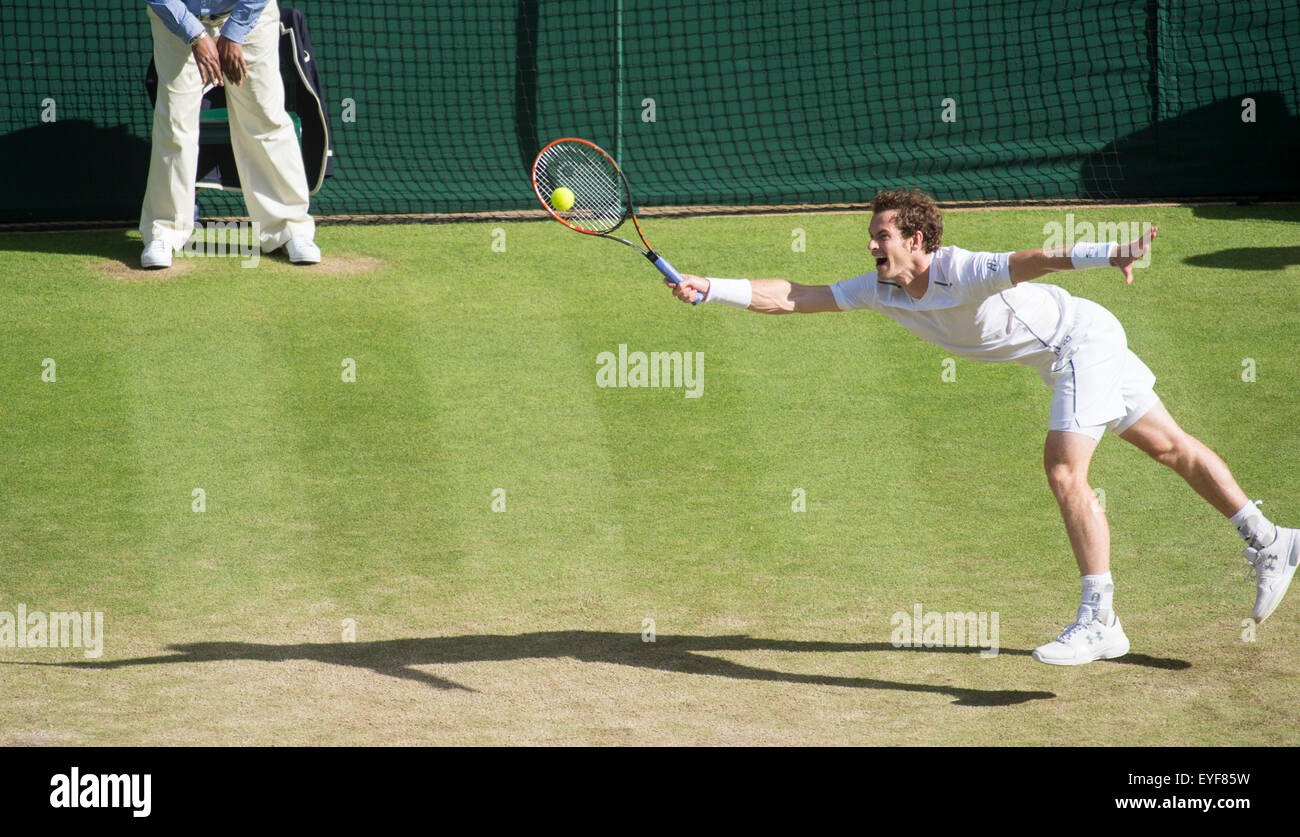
[1,0,1297,224]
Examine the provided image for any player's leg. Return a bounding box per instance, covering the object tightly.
[1043,429,1109,576]
[139,8,206,265]
[222,0,317,259]
[1117,400,1248,516]
[1033,426,1131,665]
[1119,399,1299,622]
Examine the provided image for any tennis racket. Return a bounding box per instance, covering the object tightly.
[531,137,701,304]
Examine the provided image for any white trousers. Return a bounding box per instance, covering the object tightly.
[140,0,313,252]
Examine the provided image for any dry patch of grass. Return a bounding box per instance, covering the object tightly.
[287,254,384,276]
[93,257,198,282]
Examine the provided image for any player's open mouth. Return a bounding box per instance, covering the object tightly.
[875,256,887,268]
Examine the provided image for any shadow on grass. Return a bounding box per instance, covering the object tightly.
[7,631,1194,707]
[1183,246,1300,271]
[0,228,141,271]
[868,643,1189,671]
[1190,205,1300,224]
[1183,204,1300,271]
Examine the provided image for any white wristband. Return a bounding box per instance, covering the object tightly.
[1070,241,1117,270]
[704,277,752,309]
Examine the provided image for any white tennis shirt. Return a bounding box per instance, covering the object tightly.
[829,245,1080,369]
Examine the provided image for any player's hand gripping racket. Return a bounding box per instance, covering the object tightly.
[531,137,701,304]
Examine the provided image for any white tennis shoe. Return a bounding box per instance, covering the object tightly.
[285,237,321,264]
[1032,605,1130,666]
[1243,526,1299,623]
[141,240,173,269]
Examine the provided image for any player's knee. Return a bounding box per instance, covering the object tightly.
[1147,432,1192,470]
[1044,461,1088,499]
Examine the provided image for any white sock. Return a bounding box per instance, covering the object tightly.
[1230,500,1276,550]
[1081,572,1114,624]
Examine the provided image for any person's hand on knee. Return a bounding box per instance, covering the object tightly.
[217,36,248,86]
[191,31,222,88]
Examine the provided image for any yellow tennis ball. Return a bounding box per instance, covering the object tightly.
[551,187,575,211]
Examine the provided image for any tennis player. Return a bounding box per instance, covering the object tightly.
[667,188,1297,665]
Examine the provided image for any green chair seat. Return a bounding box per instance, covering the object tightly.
[199,108,302,145]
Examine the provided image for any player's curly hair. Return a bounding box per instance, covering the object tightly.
[871,188,943,253]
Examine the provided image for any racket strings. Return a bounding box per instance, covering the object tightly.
[535,144,628,234]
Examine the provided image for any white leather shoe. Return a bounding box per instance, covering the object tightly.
[1244,526,1299,622]
[284,237,321,264]
[141,240,173,269]
[1032,606,1130,665]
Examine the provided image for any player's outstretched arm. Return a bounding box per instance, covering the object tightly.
[667,274,840,313]
[1008,225,1157,286]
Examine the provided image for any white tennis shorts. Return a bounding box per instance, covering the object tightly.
[1038,298,1159,441]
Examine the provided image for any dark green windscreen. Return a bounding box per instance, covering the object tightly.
[1,1,1296,223]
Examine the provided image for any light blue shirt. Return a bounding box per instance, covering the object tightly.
[146,0,270,45]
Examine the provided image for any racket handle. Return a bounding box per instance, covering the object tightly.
[646,251,701,305]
